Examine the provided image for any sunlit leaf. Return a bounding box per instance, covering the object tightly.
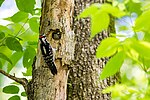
[3,85,19,94]
[126,0,142,15]
[139,56,150,68]
[91,11,109,37]
[7,23,25,34]
[7,51,23,73]
[19,28,38,43]
[5,37,22,51]
[79,3,101,18]
[11,11,28,23]
[8,95,20,100]
[144,33,150,42]
[101,3,126,17]
[100,51,125,80]
[131,41,150,58]
[96,37,120,58]
[134,10,150,32]
[15,0,35,14]
[29,17,39,33]
[0,32,5,40]
[23,47,36,68]
[142,1,150,11]
[0,53,12,64]
[0,25,12,35]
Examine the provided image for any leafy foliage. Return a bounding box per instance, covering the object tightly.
[5,37,23,52]
[96,37,120,58]
[23,47,36,68]
[7,51,23,73]
[8,95,20,100]
[0,0,40,99]
[100,51,125,80]
[10,11,29,23]
[29,17,39,33]
[3,85,19,94]
[0,32,5,39]
[15,0,36,14]
[79,3,125,38]
[0,53,12,64]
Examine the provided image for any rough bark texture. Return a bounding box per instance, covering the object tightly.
[27,0,74,100]
[26,0,119,100]
[67,0,118,100]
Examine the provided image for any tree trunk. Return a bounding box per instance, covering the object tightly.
[67,0,118,100]
[26,0,118,100]
[27,0,74,99]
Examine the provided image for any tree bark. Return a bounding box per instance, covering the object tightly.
[27,0,74,100]
[67,0,118,100]
[26,0,119,100]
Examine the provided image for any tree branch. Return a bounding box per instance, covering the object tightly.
[0,69,28,92]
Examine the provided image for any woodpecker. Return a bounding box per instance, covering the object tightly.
[39,34,57,75]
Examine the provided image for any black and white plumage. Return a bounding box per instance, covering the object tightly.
[39,34,57,75]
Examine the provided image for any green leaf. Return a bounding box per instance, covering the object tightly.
[79,3,101,18]
[96,37,120,58]
[126,0,142,15]
[29,17,39,33]
[101,3,126,17]
[91,11,110,37]
[0,32,5,40]
[22,66,32,76]
[142,1,150,11]
[11,11,28,23]
[7,23,25,34]
[23,47,36,68]
[27,41,38,45]
[5,37,22,51]
[131,41,150,58]
[0,25,12,35]
[0,60,2,69]
[21,92,27,97]
[3,85,19,94]
[139,57,150,68]
[0,53,12,64]
[134,10,150,32]
[100,51,125,80]
[8,95,20,100]
[7,52,23,73]
[0,0,4,6]
[15,0,36,14]
[144,33,150,42]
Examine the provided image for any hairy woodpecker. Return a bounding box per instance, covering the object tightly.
[39,34,57,75]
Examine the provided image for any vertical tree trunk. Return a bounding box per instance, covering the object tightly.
[27,0,74,99]
[67,0,118,100]
[26,0,119,100]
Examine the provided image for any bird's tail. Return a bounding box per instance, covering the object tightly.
[49,62,57,75]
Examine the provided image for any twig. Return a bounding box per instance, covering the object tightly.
[15,18,29,37]
[0,69,28,92]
